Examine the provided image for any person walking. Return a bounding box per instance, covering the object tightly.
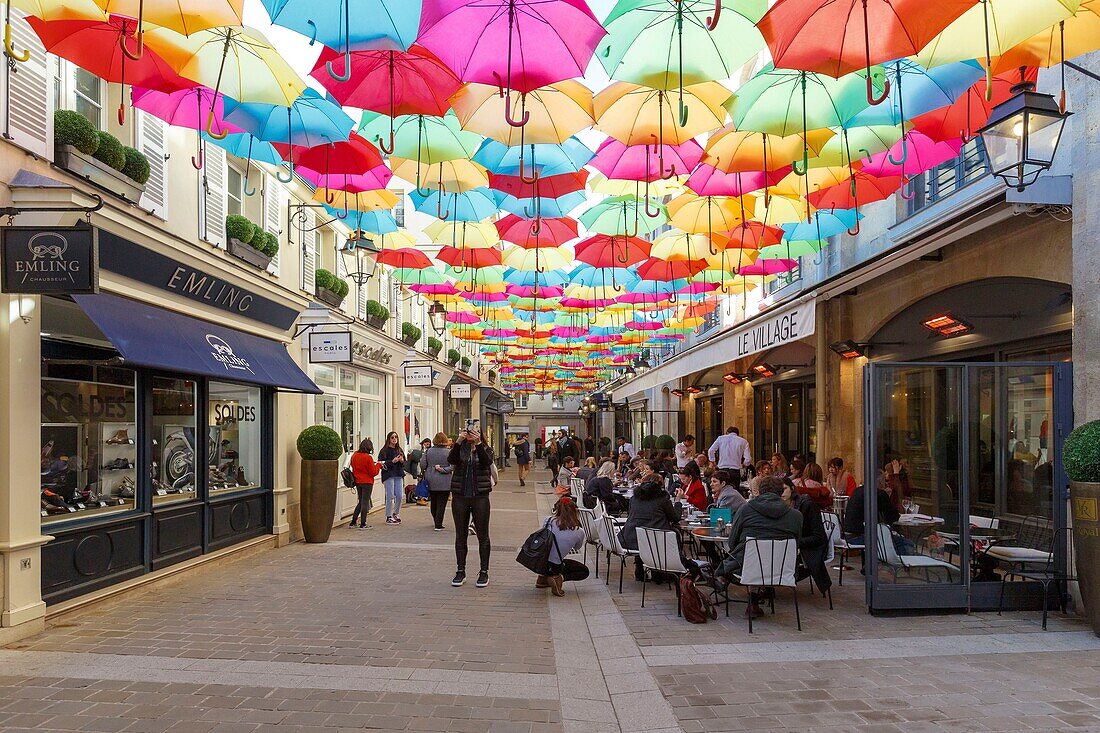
[447,424,494,588]
[349,439,380,529]
[546,432,560,481]
[514,433,531,486]
[535,496,590,596]
[378,431,406,525]
[421,432,454,531]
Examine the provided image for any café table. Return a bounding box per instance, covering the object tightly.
[894,514,944,553]
[690,526,731,565]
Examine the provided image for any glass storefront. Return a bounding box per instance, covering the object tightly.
[312,364,386,452]
[151,377,198,505]
[404,388,437,448]
[208,381,262,494]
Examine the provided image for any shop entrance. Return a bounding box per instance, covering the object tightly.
[695,395,723,451]
[863,362,1071,612]
[754,380,815,463]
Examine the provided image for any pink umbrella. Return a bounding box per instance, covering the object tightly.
[295,167,393,192]
[417,0,606,124]
[739,259,798,276]
[677,281,719,294]
[686,165,791,197]
[551,326,587,337]
[447,311,481,324]
[560,297,616,309]
[410,283,460,296]
[590,138,703,182]
[132,86,237,131]
[506,285,564,298]
[484,329,517,337]
[860,132,964,178]
[625,320,664,331]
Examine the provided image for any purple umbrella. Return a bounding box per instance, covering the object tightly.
[738,259,798,276]
[860,131,963,178]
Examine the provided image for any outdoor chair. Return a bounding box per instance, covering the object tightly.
[984,515,1054,569]
[875,523,958,583]
[569,477,586,500]
[637,527,691,616]
[997,526,1075,630]
[943,515,1000,563]
[823,511,863,586]
[597,515,638,594]
[577,508,602,578]
[731,537,801,633]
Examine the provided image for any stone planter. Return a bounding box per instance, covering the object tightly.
[459,363,470,373]
[1071,480,1100,636]
[316,287,344,308]
[400,334,418,347]
[227,238,273,270]
[365,314,387,330]
[56,144,146,202]
[447,357,460,367]
[427,345,442,359]
[300,459,339,543]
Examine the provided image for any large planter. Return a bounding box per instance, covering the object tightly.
[56,144,146,202]
[401,334,418,347]
[1071,480,1100,636]
[427,344,442,359]
[228,238,273,270]
[459,363,470,373]
[447,357,460,367]
[365,314,387,330]
[316,287,344,308]
[301,459,339,543]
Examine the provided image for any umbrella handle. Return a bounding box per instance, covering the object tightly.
[305,19,318,46]
[529,217,542,236]
[438,187,451,220]
[243,178,257,197]
[644,196,661,219]
[327,49,353,83]
[4,22,30,62]
[504,91,530,128]
[191,144,203,171]
[847,219,861,236]
[276,166,294,184]
[325,188,335,204]
[858,147,874,164]
[900,176,915,201]
[960,128,975,144]
[661,162,677,181]
[678,98,689,127]
[119,28,143,61]
[205,110,228,140]
[705,0,721,30]
[625,203,639,238]
[866,74,889,106]
[791,154,808,176]
[887,135,909,166]
[117,101,126,126]
[377,127,395,155]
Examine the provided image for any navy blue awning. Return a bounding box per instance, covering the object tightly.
[73,294,321,394]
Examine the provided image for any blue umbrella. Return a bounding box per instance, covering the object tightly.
[223,88,354,148]
[570,266,638,289]
[849,60,984,128]
[261,0,422,82]
[474,137,594,177]
[782,209,863,240]
[323,207,398,234]
[202,131,285,195]
[503,269,569,288]
[410,187,501,222]
[498,191,587,219]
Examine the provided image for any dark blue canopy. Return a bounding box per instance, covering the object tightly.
[73,294,321,394]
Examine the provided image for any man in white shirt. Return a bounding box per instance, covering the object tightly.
[674,435,695,468]
[708,427,752,473]
[616,437,636,460]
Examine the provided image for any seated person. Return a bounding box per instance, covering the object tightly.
[624,457,654,484]
[710,469,747,514]
[574,456,598,486]
[556,456,577,497]
[586,460,629,515]
[618,475,681,552]
[794,462,833,511]
[674,462,707,512]
[782,482,832,594]
[843,477,915,556]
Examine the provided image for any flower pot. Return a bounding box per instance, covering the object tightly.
[401,334,418,347]
[366,314,387,330]
[427,345,442,359]
[56,144,146,202]
[300,459,339,543]
[447,357,460,367]
[459,363,470,373]
[228,238,273,270]
[316,287,344,308]
[1071,480,1100,636]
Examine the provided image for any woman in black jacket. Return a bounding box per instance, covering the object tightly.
[585,461,629,515]
[618,476,681,552]
[782,484,833,594]
[377,432,406,525]
[447,425,494,588]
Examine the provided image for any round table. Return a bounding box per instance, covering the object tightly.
[938,528,1017,582]
[691,526,731,564]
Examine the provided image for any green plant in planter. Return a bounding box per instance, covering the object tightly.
[296,425,343,460]
[427,336,443,352]
[655,434,676,451]
[640,435,657,450]
[258,231,280,257]
[93,131,126,172]
[1065,420,1100,483]
[460,356,472,368]
[332,279,349,298]
[226,214,256,244]
[121,146,150,185]
[54,110,99,155]
[315,268,337,292]
[366,299,389,321]
[447,348,461,364]
[401,321,422,342]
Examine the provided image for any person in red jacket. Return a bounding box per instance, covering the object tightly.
[675,462,708,512]
[349,438,380,529]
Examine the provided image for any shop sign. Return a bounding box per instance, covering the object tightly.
[404,364,433,387]
[450,383,472,399]
[352,341,394,366]
[308,331,352,363]
[731,301,816,360]
[97,230,298,330]
[499,399,515,413]
[1,226,98,294]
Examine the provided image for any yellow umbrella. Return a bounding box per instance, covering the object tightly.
[770,166,852,200]
[374,231,419,250]
[6,0,104,62]
[752,192,814,225]
[650,232,720,261]
[814,125,908,168]
[667,193,752,234]
[703,127,834,173]
[594,81,731,146]
[704,248,760,272]
[390,157,488,193]
[92,0,243,42]
[424,220,500,248]
[314,188,399,212]
[501,246,572,271]
[587,172,685,198]
[451,80,594,145]
[992,0,1100,73]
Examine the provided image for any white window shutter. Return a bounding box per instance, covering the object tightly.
[136,111,168,217]
[301,208,317,292]
[199,143,227,247]
[357,284,367,319]
[1,9,52,159]
[264,174,282,275]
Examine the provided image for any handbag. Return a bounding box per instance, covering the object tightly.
[341,466,356,489]
[414,477,430,499]
[515,519,559,576]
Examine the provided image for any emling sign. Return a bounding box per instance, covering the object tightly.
[1,226,98,294]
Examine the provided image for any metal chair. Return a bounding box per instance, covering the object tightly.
[997,526,1074,630]
[732,538,801,633]
[984,515,1054,569]
[876,523,958,583]
[637,527,691,616]
[597,515,638,594]
[577,508,602,579]
[569,477,586,499]
[823,511,863,585]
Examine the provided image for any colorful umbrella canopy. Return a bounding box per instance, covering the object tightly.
[574,234,651,268]
[359,111,483,164]
[451,81,595,145]
[496,215,579,248]
[261,0,420,59]
[590,138,703,182]
[704,127,834,172]
[579,195,669,236]
[410,187,501,221]
[93,0,243,37]
[474,138,594,177]
[223,88,354,148]
[990,0,1100,73]
[595,81,731,145]
[425,220,501,248]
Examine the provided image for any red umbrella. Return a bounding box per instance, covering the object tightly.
[27,14,191,124]
[911,67,1038,142]
[489,170,588,199]
[377,249,433,269]
[636,257,706,281]
[495,215,578,248]
[574,234,651,268]
[713,222,785,250]
[274,133,385,176]
[436,246,503,268]
[807,171,904,210]
[758,0,976,104]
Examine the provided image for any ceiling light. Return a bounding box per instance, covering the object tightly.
[752,362,776,378]
[686,386,702,394]
[722,372,743,384]
[670,388,684,398]
[921,313,973,338]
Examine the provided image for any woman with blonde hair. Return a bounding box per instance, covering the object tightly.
[421,432,454,531]
[535,496,590,596]
[771,452,789,477]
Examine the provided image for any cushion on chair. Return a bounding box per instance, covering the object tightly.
[985,546,1052,563]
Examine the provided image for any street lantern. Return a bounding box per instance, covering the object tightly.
[977,80,1070,192]
[343,232,381,285]
[428,301,448,336]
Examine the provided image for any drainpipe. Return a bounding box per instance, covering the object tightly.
[815,300,829,465]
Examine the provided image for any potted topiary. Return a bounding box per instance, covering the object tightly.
[315,269,347,307]
[1064,419,1100,635]
[257,231,280,268]
[54,112,148,201]
[655,434,676,451]
[459,356,472,373]
[400,321,421,347]
[225,215,273,269]
[296,425,344,543]
[426,336,443,358]
[447,348,461,366]
[641,435,657,451]
[364,299,389,329]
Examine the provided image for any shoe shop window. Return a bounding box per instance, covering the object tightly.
[151,377,198,506]
[41,363,137,523]
[208,382,262,495]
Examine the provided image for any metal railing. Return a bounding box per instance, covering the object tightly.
[907,138,990,215]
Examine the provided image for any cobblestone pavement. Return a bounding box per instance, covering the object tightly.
[3,465,1100,732]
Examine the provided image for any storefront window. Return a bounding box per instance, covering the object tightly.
[208,382,262,494]
[151,377,198,505]
[340,367,357,391]
[41,364,136,522]
[359,373,381,395]
[314,365,336,389]
[315,394,336,428]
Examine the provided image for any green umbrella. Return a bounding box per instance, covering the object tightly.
[358,110,482,165]
[759,240,825,259]
[815,125,907,168]
[599,0,767,124]
[391,267,446,284]
[579,195,668,236]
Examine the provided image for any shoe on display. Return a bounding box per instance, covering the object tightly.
[236,467,247,486]
[105,429,134,445]
[116,486,136,499]
[476,571,489,588]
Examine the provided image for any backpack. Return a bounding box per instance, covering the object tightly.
[341,467,356,489]
[515,520,559,576]
[679,576,718,624]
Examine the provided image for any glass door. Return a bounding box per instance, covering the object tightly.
[339,398,356,453]
[778,384,803,461]
[755,387,774,459]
